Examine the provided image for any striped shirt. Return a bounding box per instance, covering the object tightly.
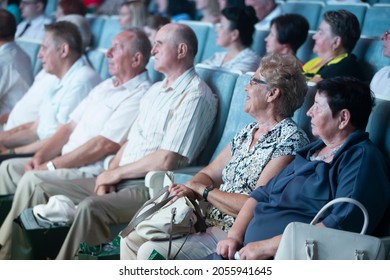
[119,67,218,167]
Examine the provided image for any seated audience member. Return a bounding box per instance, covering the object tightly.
[218,0,245,9]
[0,23,218,260]
[95,0,122,15]
[370,29,390,100]
[0,29,153,260]
[118,0,148,30]
[0,21,101,157]
[121,53,310,260]
[0,9,33,120]
[15,0,52,41]
[265,14,309,66]
[303,10,363,83]
[195,0,220,24]
[56,0,88,19]
[155,0,196,22]
[215,77,390,260]
[201,6,259,73]
[245,0,283,30]
[143,14,170,44]
[0,14,93,132]
[1,0,22,23]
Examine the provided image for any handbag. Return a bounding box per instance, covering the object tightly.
[120,185,206,259]
[275,197,386,260]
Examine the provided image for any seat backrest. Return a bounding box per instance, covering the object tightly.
[85,48,106,78]
[194,64,241,165]
[296,30,316,63]
[318,3,369,30]
[366,98,390,162]
[15,39,41,76]
[97,17,122,50]
[283,1,324,30]
[292,85,317,142]
[200,24,225,62]
[210,73,255,162]
[361,5,390,37]
[251,29,269,58]
[87,15,106,49]
[44,0,58,18]
[146,57,164,84]
[361,38,390,82]
[179,20,212,64]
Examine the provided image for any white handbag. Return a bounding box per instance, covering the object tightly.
[275,197,386,260]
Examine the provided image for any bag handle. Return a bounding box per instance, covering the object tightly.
[120,186,175,238]
[310,197,369,235]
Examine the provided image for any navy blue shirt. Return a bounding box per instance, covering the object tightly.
[244,130,390,244]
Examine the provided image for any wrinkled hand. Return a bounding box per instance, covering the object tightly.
[95,169,120,188]
[94,184,116,196]
[25,157,44,171]
[216,237,241,260]
[237,239,275,260]
[168,184,197,201]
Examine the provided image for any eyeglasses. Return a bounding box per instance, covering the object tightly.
[382,31,390,41]
[249,76,268,87]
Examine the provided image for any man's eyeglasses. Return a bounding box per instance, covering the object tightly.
[249,76,268,87]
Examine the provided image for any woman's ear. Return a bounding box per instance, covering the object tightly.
[332,36,342,52]
[338,109,351,129]
[267,87,281,103]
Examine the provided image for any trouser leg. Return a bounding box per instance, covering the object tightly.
[57,179,149,260]
[0,158,30,195]
[0,169,94,259]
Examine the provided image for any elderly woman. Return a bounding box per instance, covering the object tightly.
[303,10,364,83]
[118,1,148,30]
[121,53,310,260]
[201,6,259,73]
[265,14,309,65]
[216,76,390,260]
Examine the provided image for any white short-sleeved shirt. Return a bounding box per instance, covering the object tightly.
[0,42,33,115]
[119,67,218,167]
[370,66,390,100]
[61,72,151,175]
[15,15,52,41]
[4,70,58,131]
[36,58,102,140]
[254,5,283,30]
[201,48,260,73]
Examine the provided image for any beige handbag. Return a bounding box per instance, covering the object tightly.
[275,197,386,260]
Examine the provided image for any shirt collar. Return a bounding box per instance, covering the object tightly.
[113,71,150,90]
[161,67,195,92]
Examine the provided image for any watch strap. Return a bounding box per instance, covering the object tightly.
[202,185,215,202]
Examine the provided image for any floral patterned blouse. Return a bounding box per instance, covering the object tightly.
[205,118,309,232]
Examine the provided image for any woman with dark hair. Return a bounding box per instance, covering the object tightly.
[265,14,309,65]
[56,0,88,19]
[201,6,259,73]
[303,9,364,83]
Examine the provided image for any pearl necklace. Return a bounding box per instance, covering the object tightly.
[310,145,341,162]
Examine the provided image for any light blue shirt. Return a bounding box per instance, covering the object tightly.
[36,58,102,139]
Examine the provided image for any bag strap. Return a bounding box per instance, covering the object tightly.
[310,197,369,234]
[120,186,175,238]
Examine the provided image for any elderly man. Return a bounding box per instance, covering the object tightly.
[245,0,283,30]
[370,29,390,100]
[0,29,153,259]
[0,21,101,158]
[3,22,218,260]
[0,10,33,119]
[15,0,52,41]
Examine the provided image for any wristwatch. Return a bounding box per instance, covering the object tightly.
[46,161,56,171]
[202,185,215,202]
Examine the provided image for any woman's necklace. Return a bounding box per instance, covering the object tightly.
[310,145,342,162]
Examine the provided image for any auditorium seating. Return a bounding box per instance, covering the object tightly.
[283,1,324,30]
[15,39,42,76]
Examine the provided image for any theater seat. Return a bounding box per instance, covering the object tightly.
[15,39,41,76]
